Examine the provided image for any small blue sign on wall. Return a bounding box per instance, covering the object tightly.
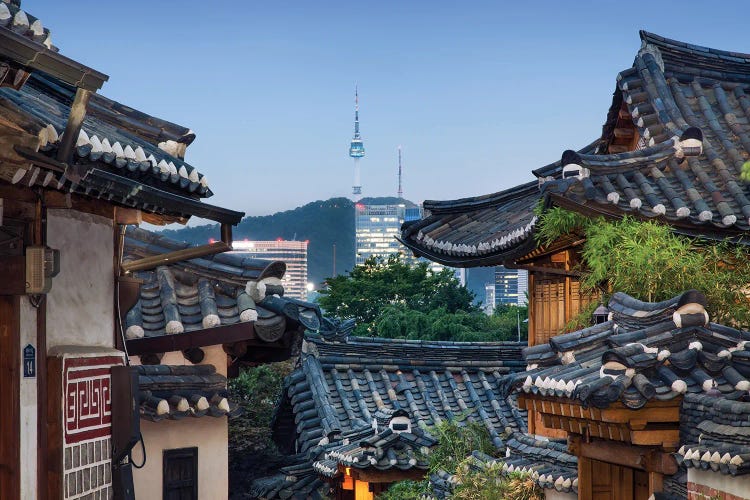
[23,344,35,378]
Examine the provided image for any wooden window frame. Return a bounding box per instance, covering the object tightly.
[163,447,198,500]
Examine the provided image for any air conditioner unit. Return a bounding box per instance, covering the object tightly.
[25,246,60,294]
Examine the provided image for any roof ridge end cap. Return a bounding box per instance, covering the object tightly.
[638,42,665,73]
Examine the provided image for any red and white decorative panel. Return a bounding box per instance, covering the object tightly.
[52,348,124,500]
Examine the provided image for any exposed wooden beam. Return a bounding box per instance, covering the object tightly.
[608,144,630,153]
[350,467,426,484]
[121,241,231,274]
[568,435,678,475]
[514,264,582,278]
[613,128,635,139]
[125,321,290,356]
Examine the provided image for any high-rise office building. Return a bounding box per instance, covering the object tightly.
[355,202,411,265]
[230,240,309,300]
[494,266,529,306]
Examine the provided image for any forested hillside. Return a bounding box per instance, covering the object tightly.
[161,198,356,286]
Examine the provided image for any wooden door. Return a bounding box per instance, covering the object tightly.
[580,457,650,500]
[532,276,565,346]
[163,447,198,500]
[354,479,373,500]
[0,295,20,499]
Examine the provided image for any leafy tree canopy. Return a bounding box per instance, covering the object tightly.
[317,255,527,340]
[317,255,474,327]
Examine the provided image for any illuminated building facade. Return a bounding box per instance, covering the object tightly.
[354,202,410,265]
[494,266,528,306]
[231,240,309,299]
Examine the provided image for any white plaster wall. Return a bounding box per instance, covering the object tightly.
[131,417,228,500]
[545,489,577,500]
[689,468,750,498]
[19,297,37,500]
[46,210,114,349]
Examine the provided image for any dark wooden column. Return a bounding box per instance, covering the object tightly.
[0,295,20,499]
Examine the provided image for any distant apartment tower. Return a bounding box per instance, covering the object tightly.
[494,266,529,306]
[231,240,309,300]
[484,283,496,314]
[355,202,410,265]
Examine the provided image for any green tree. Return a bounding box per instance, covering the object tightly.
[317,255,477,336]
[378,419,542,500]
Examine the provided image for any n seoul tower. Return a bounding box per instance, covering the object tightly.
[348,85,365,200]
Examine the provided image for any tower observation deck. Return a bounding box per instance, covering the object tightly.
[349,86,365,199]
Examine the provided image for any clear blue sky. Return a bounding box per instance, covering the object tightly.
[32,1,750,220]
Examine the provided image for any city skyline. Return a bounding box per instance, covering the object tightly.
[35,1,750,222]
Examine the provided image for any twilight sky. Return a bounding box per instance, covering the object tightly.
[34,1,750,220]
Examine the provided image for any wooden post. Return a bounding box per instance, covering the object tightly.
[578,456,592,500]
[648,471,663,495]
[56,87,92,182]
[527,272,535,345]
[0,295,20,500]
[564,250,572,324]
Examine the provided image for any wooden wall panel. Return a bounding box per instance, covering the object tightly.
[0,295,20,500]
[532,276,565,347]
[581,458,649,500]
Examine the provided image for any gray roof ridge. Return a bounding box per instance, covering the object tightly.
[640,30,750,62]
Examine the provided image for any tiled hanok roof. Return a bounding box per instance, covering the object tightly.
[137,364,240,421]
[312,425,436,477]
[2,72,212,197]
[0,1,243,224]
[399,181,541,267]
[677,393,750,476]
[398,140,597,268]
[0,72,247,224]
[249,455,328,500]
[123,227,321,340]
[274,334,527,455]
[254,334,527,498]
[0,0,53,50]
[542,31,750,239]
[401,32,750,267]
[513,291,750,409]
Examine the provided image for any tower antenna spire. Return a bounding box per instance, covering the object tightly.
[397,146,403,199]
[348,84,365,200]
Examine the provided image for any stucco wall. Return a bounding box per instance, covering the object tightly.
[20,297,37,500]
[689,468,750,499]
[46,209,114,349]
[132,417,228,499]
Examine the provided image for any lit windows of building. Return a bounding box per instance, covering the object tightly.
[230,239,309,299]
[494,266,529,306]
[355,202,414,265]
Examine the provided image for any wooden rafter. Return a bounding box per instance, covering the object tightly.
[518,394,681,449]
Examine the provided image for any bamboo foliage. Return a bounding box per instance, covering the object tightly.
[537,208,750,328]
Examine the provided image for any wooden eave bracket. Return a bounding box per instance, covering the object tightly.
[125,320,291,356]
[120,223,233,274]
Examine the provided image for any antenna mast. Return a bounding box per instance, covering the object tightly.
[397,146,403,199]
